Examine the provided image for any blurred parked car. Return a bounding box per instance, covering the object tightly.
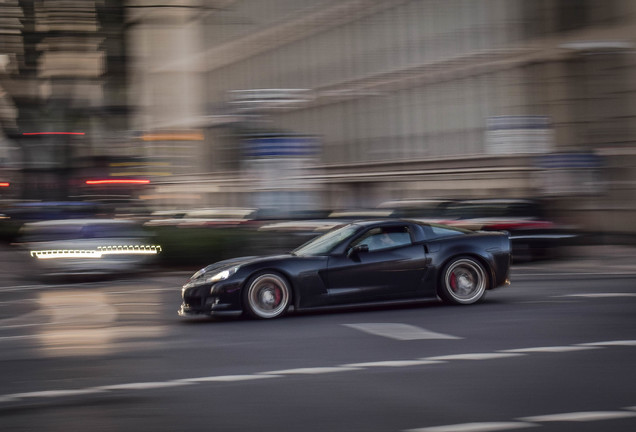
[145,207,257,228]
[376,198,454,220]
[439,199,577,261]
[15,218,161,279]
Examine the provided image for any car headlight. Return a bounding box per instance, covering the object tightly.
[183,266,239,289]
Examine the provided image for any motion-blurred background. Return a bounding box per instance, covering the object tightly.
[1,0,635,273]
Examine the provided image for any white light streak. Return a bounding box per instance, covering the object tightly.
[30,245,162,259]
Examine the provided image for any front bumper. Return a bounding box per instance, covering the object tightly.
[178,303,241,317]
[179,280,243,317]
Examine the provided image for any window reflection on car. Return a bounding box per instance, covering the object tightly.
[427,224,471,239]
[351,226,413,252]
[292,224,358,256]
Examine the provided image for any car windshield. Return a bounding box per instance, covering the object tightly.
[292,224,359,256]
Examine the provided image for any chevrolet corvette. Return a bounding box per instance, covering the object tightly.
[179,219,511,319]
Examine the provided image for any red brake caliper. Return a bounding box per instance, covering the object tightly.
[274,288,282,305]
[450,272,457,291]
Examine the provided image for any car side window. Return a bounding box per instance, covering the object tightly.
[351,226,412,252]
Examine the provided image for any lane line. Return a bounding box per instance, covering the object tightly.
[10,388,107,399]
[405,421,538,432]
[578,340,636,346]
[97,381,194,390]
[422,353,524,361]
[519,411,636,422]
[260,367,362,375]
[406,408,636,431]
[0,339,633,407]
[178,375,282,383]
[342,360,443,368]
[499,346,600,354]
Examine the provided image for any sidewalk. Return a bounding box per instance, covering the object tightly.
[512,245,636,280]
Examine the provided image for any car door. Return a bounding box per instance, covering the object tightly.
[325,224,429,304]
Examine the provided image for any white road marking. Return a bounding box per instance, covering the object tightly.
[342,360,442,368]
[97,381,194,390]
[260,367,362,375]
[343,323,461,340]
[11,389,107,399]
[499,346,600,353]
[519,411,636,422]
[0,395,18,403]
[422,353,524,361]
[405,421,538,432]
[578,340,636,346]
[0,339,633,410]
[179,375,281,383]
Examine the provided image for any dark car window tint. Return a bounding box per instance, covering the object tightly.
[352,226,412,252]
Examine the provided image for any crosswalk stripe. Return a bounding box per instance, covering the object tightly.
[343,323,461,340]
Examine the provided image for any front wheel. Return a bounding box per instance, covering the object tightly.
[438,256,488,305]
[243,272,291,319]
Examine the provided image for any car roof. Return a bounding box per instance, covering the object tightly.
[347,218,426,227]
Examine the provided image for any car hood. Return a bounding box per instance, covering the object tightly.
[195,254,292,277]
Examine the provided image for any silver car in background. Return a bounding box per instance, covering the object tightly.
[15,218,161,279]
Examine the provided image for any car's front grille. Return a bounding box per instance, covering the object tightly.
[183,286,207,307]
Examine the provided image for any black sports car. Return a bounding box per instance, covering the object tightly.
[179,219,511,319]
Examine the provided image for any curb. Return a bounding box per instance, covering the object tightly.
[511,271,636,281]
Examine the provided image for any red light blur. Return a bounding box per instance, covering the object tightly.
[86,179,150,185]
[0,183,9,187]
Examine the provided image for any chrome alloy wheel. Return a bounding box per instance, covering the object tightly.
[441,257,487,304]
[245,273,291,319]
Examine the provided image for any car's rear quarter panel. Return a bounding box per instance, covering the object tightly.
[426,232,511,290]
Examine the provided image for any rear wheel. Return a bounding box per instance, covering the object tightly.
[243,272,291,319]
[438,256,488,305]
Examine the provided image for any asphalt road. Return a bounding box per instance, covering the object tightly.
[0,267,635,432]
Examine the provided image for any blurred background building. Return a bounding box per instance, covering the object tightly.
[2,0,636,232]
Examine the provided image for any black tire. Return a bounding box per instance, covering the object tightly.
[438,256,488,305]
[243,272,291,319]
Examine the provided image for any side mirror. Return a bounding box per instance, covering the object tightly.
[347,244,369,258]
